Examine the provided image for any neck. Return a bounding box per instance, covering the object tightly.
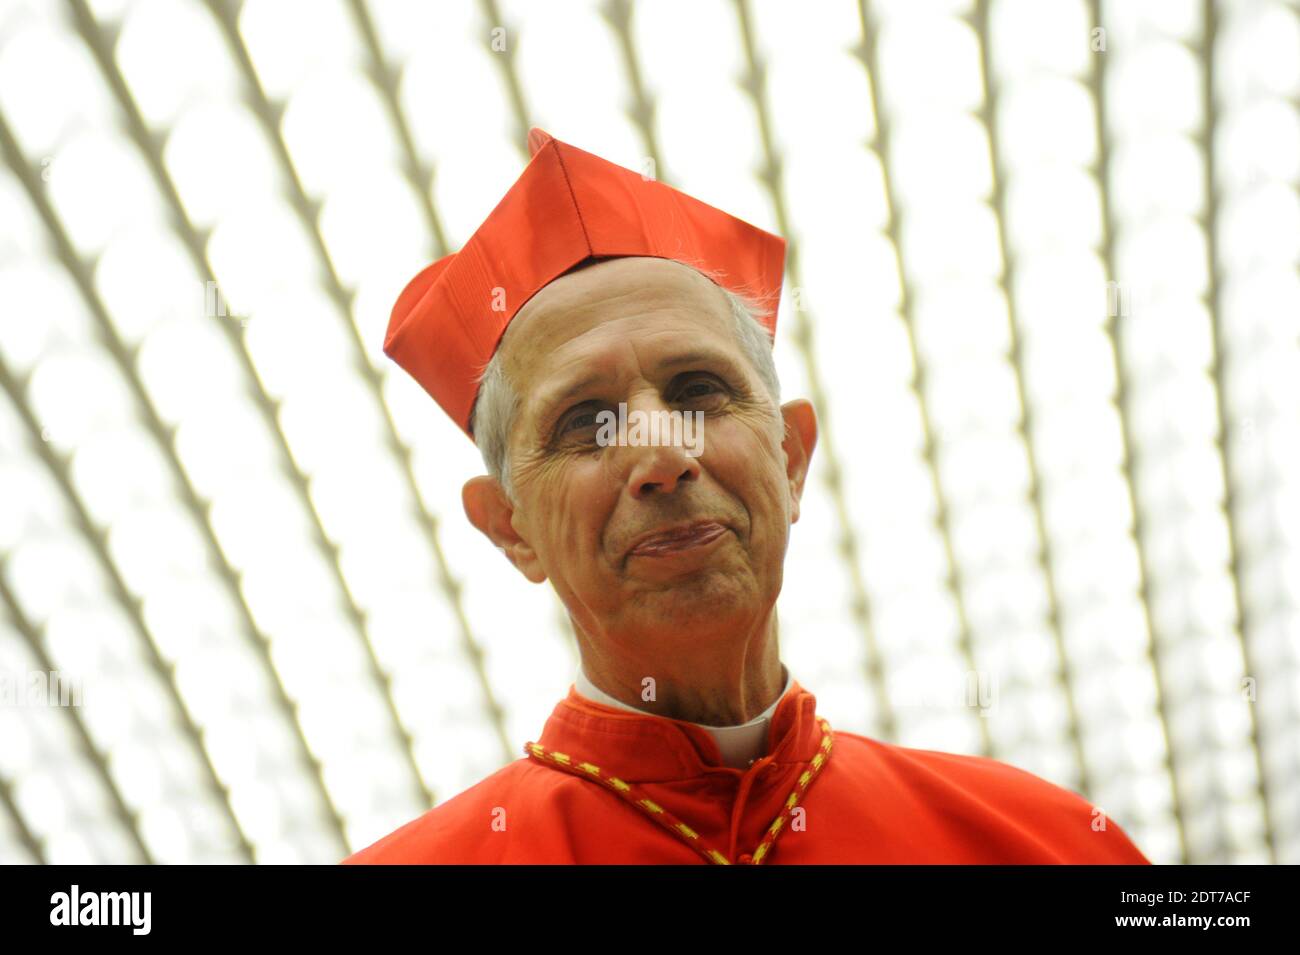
[575,611,784,726]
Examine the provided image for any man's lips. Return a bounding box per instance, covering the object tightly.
[626,521,730,558]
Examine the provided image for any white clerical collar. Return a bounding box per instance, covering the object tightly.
[573,664,792,770]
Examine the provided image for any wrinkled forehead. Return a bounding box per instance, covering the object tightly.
[496,256,735,384]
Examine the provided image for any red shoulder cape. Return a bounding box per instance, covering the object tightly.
[344,681,1151,865]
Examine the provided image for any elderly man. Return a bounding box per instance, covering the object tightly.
[344,129,1150,865]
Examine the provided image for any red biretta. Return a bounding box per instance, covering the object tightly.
[347,129,1151,865]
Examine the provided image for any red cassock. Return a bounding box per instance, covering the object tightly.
[343,681,1152,864]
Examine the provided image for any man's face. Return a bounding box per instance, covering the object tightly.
[464,256,816,650]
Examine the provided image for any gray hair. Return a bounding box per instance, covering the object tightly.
[468,276,783,501]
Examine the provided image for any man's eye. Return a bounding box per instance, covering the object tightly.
[679,378,723,400]
[559,408,599,433]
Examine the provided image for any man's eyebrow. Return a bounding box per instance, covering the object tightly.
[531,349,743,432]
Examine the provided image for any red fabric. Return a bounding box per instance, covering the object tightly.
[382,128,787,440]
[343,681,1152,864]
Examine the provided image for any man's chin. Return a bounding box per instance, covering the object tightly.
[626,572,758,626]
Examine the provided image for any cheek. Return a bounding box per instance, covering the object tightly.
[536,463,617,573]
[710,422,787,509]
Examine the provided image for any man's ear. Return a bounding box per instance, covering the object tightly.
[779,399,818,525]
[462,476,547,583]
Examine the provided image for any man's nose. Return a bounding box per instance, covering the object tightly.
[619,396,702,498]
[626,442,701,498]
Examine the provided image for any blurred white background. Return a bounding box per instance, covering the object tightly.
[0,0,1297,864]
